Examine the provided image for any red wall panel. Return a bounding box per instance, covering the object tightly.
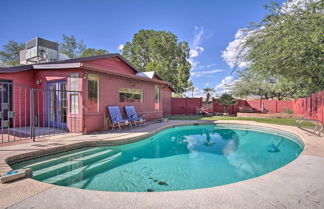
[84,58,136,75]
[171,98,202,115]
[170,91,324,124]
[83,71,164,132]
[162,88,172,116]
[0,71,34,127]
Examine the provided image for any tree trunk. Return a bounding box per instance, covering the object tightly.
[224,105,227,114]
[264,93,269,100]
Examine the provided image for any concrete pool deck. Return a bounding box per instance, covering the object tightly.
[0,120,323,209]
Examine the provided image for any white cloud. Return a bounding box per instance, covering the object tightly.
[222,0,319,70]
[191,26,204,49]
[191,69,223,77]
[206,63,217,68]
[185,87,205,98]
[188,26,205,70]
[221,29,251,69]
[214,76,236,96]
[117,44,124,51]
[189,47,204,58]
[191,63,217,71]
[188,59,200,69]
[188,27,218,76]
[281,0,319,13]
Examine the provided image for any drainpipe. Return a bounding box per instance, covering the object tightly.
[30,88,35,141]
[81,68,86,134]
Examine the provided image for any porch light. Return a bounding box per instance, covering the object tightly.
[36,79,42,85]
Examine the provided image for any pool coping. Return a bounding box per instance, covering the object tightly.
[1,120,324,209]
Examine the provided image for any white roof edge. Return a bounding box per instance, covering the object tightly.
[33,63,81,69]
[136,71,155,79]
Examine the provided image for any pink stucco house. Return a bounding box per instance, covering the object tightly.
[0,54,174,134]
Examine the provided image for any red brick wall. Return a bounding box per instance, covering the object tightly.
[162,87,172,116]
[0,69,84,132]
[83,70,164,132]
[171,98,202,115]
[292,91,324,124]
[0,71,34,127]
[212,99,247,114]
[245,100,293,113]
[0,66,172,133]
[276,100,293,113]
[246,100,262,112]
[213,100,225,113]
[170,92,324,124]
[84,57,137,75]
[35,69,84,133]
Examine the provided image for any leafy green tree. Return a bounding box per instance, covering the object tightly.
[122,30,191,93]
[217,93,236,113]
[230,70,295,100]
[79,48,108,57]
[172,93,185,98]
[0,41,24,66]
[243,0,324,97]
[60,34,86,58]
[1,35,109,65]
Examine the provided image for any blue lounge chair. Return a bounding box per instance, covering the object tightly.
[108,106,132,130]
[124,106,147,126]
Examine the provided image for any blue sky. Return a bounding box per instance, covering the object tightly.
[0,0,285,96]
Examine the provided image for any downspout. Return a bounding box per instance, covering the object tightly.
[81,66,86,134]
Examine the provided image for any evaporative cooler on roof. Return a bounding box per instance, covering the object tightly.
[19,37,60,65]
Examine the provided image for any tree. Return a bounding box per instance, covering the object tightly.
[243,0,324,97]
[1,35,109,66]
[171,93,185,98]
[187,80,195,98]
[79,48,108,57]
[122,30,191,93]
[0,41,24,66]
[60,34,86,58]
[203,88,214,103]
[230,70,296,100]
[217,93,236,114]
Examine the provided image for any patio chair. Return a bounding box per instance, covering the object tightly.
[107,106,132,130]
[124,106,147,126]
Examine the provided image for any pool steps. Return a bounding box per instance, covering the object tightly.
[23,148,100,170]
[32,149,115,178]
[42,152,122,184]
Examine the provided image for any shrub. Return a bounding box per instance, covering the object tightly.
[283,108,293,115]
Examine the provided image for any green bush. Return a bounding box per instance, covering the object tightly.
[283,108,293,115]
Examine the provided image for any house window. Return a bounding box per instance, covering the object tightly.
[70,73,79,114]
[88,74,99,112]
[70,94,79,114]
[154,85,160,110]
[119,88,143,103]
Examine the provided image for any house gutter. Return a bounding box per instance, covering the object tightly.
[33,63,81,69]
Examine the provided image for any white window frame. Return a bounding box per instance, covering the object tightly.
[88,74,100,112]
[154,85,160,110]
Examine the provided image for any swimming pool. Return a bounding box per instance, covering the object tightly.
[12,124,303,192]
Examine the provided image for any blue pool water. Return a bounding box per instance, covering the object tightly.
[12,124,303,192]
